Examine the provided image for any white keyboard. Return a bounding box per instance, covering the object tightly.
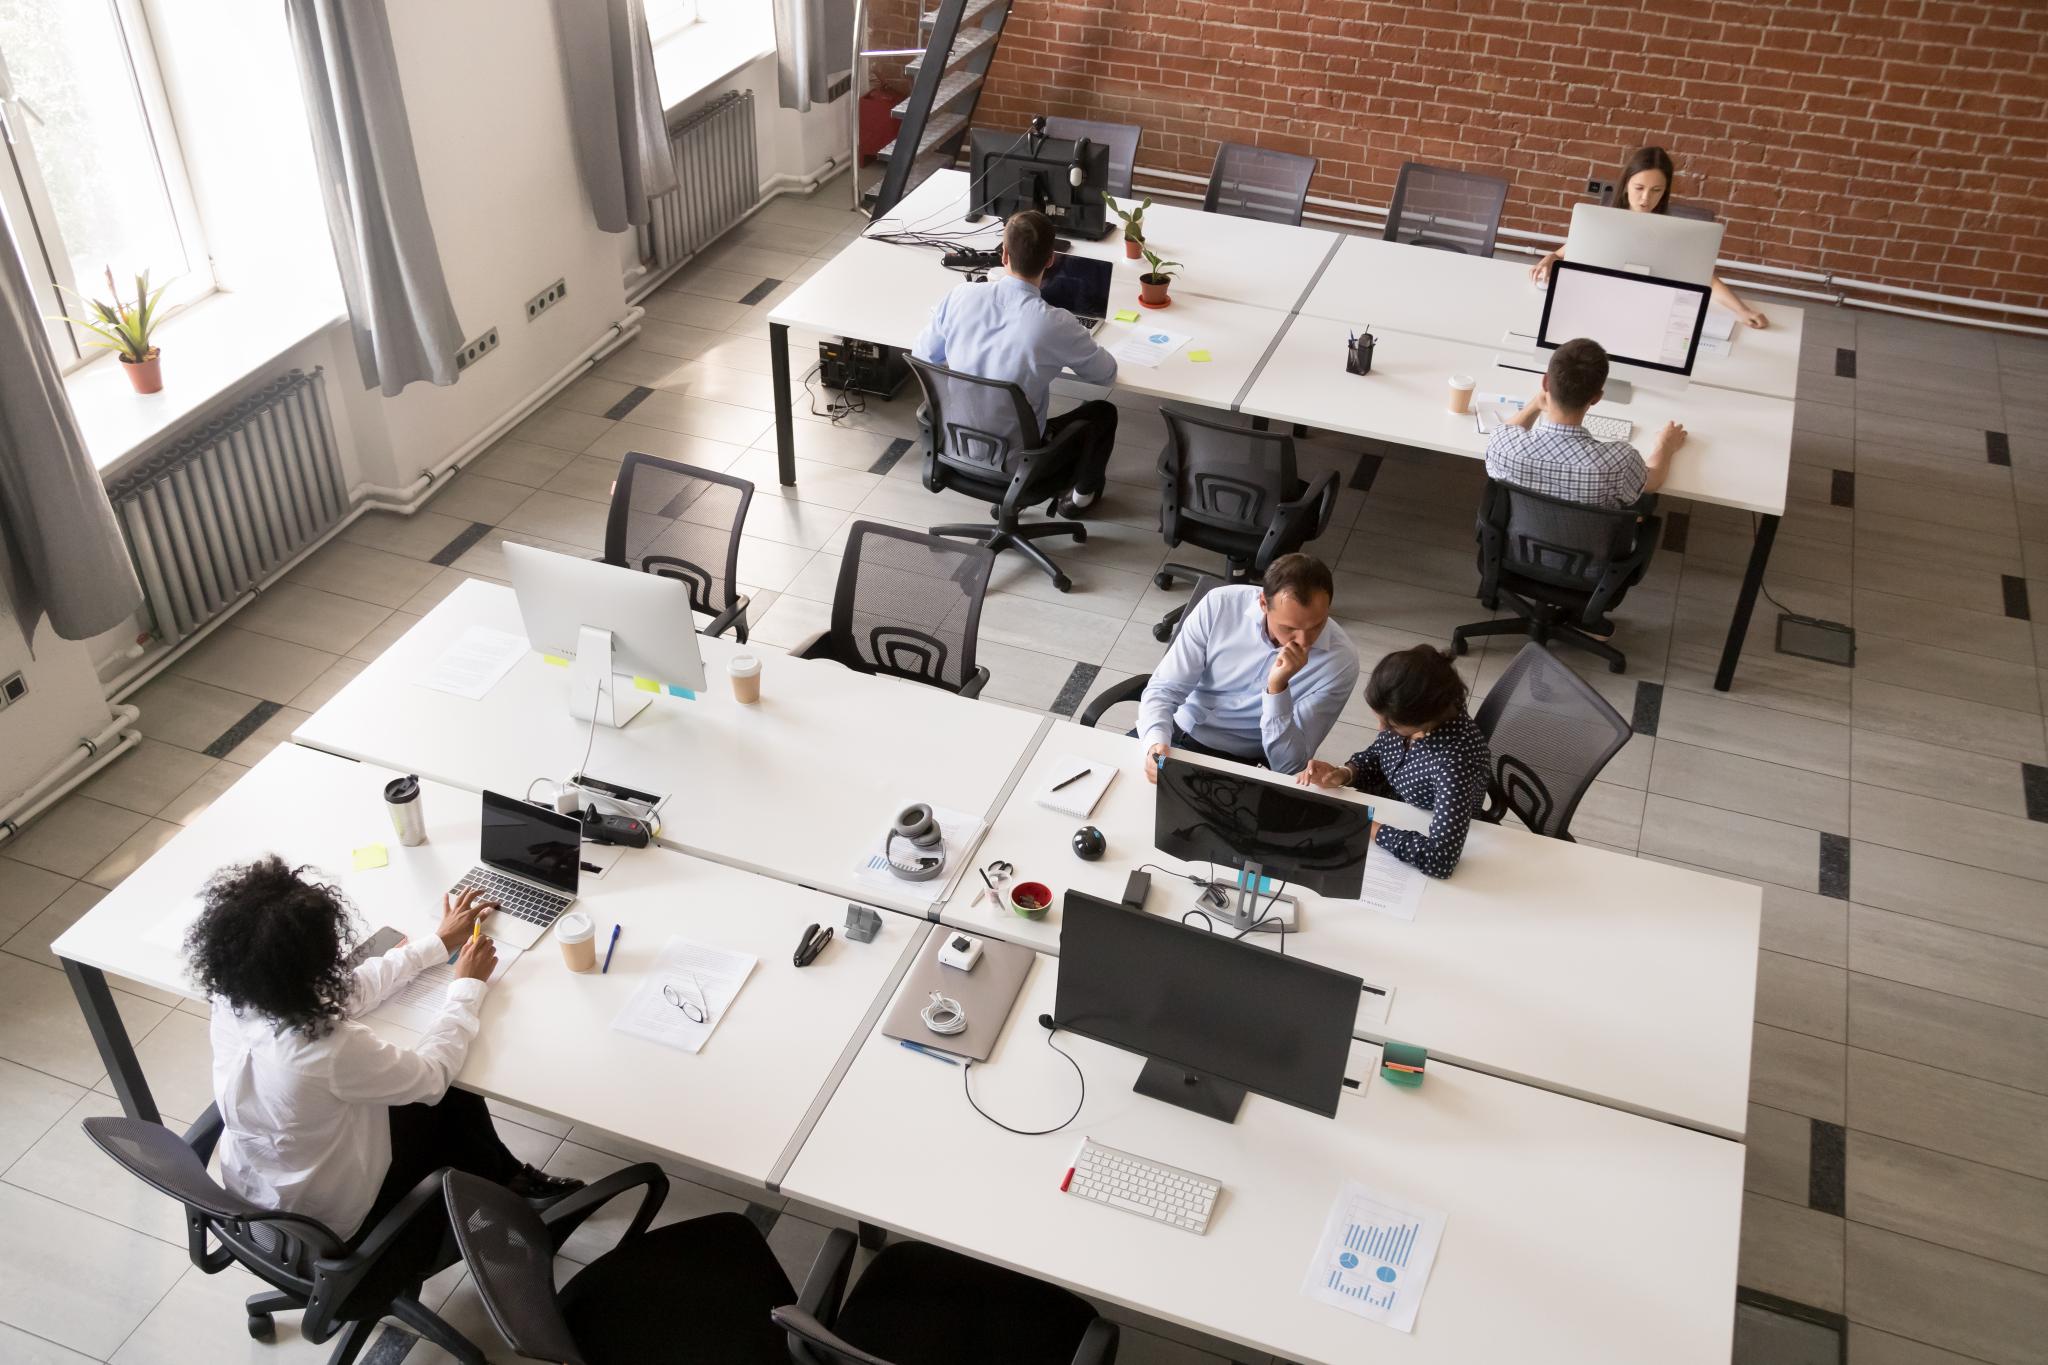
[1061,1138,1221,1235]
[1580,411,1635,442]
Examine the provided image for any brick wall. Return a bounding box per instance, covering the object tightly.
[870,0,2048,319]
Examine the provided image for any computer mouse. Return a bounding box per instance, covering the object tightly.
[1072,825,1106,861]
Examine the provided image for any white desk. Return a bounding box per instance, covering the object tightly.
[50,745,928,1190]
[955,723,1760,1139]
[783,954,1744,1365]
[291,580,1049,919]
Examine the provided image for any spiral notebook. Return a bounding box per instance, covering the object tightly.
[1034,757,1116,818]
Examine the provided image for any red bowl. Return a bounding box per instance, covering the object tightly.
[1009,881,1052,919]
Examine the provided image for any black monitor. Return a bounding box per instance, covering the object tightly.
[1153,757,1373,927]
[1054,890,1361,1122]
[966,126,1111,240]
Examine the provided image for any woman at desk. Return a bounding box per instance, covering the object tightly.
[1296,646,1492,879]
[1529,145,1770,330]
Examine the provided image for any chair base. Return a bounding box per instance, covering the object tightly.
[1151,560,1251,641]
[1452,596,1627,673]
[931,517,1085,592]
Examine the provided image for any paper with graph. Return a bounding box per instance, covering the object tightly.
[1302,1182,1446,1333]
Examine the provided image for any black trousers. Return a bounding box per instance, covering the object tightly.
[1044,400,1119,496]
[357,1088,523,1277]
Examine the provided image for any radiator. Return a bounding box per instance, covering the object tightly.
[107,368,347,643]
[640,89,759,274]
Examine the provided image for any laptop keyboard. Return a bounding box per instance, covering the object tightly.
[449,868,572,927]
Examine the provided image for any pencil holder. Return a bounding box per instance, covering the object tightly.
[1346,332,1376,376]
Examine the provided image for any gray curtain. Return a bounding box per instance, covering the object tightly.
[772,0,854,113]
[554,0,677,233]
[0,210,144,648]
[285,0,464,397]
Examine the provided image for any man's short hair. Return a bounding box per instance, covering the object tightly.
[1546,338,1609,411]
[1004,210,1058,280]
[1262,553,1333,607]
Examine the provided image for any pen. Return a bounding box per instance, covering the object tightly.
[1050,767,1092,792]
[899,1039,960,1066]
[580,860,603,873]
[600,924,620,973]
[977,867,996,891]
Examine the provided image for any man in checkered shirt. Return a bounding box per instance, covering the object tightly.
[1483,338,1687,509]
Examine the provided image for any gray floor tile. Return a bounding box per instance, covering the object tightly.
[167,627,337,706]
[1640,794,1822,893]
[1850,841,2048,946]
[1744,1103,1814,1205]
[1848,974,2048,1095]
[1850,678,2047,764]
[283,538,443,608]
[75,739,219,818]
[0,1057,85,1171]
[1757,951,1848,1042]
[1845,1222,2048,1365]
[425,469,541,524]
[1649,740,1848,832]
[1845,1324,1990,1365]
[1855,474,2019,535]
[338,507,480,562]
[84,819,185,891]
[1759,883,1849,967]
[1848,730,2030,817]
[3,881,106,969]
[289,656,368,712]
[1846,1130,2048,1274]
[108,1262,337,1365]
[1852,549,2011,615]
[1847,1048,2048,1180]
[1738,1192,1843,1313]
[1849,904,2048,1017]
[0,859,71,938]
[3,796,149,879]
[160,761,247,827]
[0,1181,188,1358]
[462,437,580,487]
[1851,783,2048,884]
[507,405,613,453]
[1751,1022,1845,1123]
[1854,634,2041,714]
[1852,587,2038,667]
[5,1091,193,1245]
[1654,687,1851,776]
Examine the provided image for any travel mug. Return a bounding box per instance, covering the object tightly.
[384,774,426,847]
[556,911,598,972]
[728,653,761,704]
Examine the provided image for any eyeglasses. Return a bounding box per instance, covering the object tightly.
[661,974,709,1023]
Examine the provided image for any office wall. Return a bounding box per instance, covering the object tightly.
[869,0,2048,317]
[0,546,118,809]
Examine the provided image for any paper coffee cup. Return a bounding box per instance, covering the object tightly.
[728,653,761,705]
[556,911,598,972]
[1447,374,1476,415]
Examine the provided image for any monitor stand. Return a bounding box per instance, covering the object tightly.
[1212,859,1299,932]
[1134,1059,1247,1123]
[567,625,650,729]
[1492,330,1638,402]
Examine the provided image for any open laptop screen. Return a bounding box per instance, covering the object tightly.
[480,790,581,894]
[1039,253,1113,324]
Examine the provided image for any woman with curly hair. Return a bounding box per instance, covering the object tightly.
[188,856,578,1248]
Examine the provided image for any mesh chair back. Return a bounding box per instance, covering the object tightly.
[908,359,1042,491]
[1160,406,1299,559]
[1045,117,1141,198]
[1202,142,1316,225]
[442,1171,589,1365]
[1666,200,1717,221]
[831,522,995,692]
[1384,162,1510,256]
[1474,642,1632,838]
[1494,483,1641,591]
[605,452,752,618]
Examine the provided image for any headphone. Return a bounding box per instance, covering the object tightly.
[1069,136,1093,189]
[884,803,946,882]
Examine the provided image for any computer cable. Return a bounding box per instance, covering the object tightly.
[865,126,1038,240]
[1748,513,1796,618]
[1179,874,1291,955]
[961,1013,1086,1136]
[801,360,867,425]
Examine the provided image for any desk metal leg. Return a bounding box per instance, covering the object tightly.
[63,958,159,1123]
[770,322,796,487]
[857,1220,888,1250]
[1714,513,1779,692]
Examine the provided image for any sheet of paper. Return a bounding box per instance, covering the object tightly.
[853,803,987,895]
[1035,756,1116,818]
[1696,333,1732,357]
[371,943,522,1032]
[419,625,527,700]
[1703,306,1738,341]
[1110,327,1190,368]
[610,937,757,1053]
[1302,1181,1447,1333]
[1358,981,1396,1028]
[1336,851,1429,922]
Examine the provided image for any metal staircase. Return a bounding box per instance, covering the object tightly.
[862,0,1014,218]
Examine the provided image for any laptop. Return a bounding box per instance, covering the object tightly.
[447,791,581,950]
[1039,252,1113,332]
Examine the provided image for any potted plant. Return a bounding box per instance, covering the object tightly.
[1137,248,1181,308]
[1105,194,1151,259]
[58,268,171,394]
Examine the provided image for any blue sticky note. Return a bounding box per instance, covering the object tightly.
[664,685,696,700]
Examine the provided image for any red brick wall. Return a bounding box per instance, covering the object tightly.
[870,0,2048,319]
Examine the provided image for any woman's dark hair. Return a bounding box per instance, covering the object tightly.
[186,855,359,1037]
[1618,146,1675,214]
[1365,646,1468,728]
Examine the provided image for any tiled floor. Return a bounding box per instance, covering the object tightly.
[3,178,2045,1363]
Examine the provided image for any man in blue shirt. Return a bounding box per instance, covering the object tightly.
[1136,554,1360,779]
[912,211,1120,517]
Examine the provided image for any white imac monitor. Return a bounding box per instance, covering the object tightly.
[1538,261,1711,402]
[503,543,708,728]
[1565,203,1725,285]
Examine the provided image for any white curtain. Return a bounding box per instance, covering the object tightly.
[772,0,854,113]
[554,0,677,233]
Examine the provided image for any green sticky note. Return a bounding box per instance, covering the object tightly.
[352,843,388,871]
[632,676,660,693]
[1113,308,1140,323]
[541,654,569,667]
[1187,349,1213,363]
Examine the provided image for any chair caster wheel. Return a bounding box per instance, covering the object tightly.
[1053,575,1073,593]
[1152,621,1173,642]
[1451,637,1469,656]
[1153,572,1175,590]
[1607,659,1626,674]
[1071,526,1087,543]
[248,1314,275,1341]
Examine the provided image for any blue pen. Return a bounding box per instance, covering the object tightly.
[899,1039,960,1066]
[600,924,620,974]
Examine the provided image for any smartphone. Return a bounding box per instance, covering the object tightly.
[348,925,408,966]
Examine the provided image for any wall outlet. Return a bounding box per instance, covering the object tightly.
[455,326,499,372]
[1586,177,1617,203]
[0,670,25,708]
[525,278,568,322]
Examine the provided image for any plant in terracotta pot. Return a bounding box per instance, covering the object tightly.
[1105,194,1151,259]
[59,268,171,394]
[1137,248,1181,308]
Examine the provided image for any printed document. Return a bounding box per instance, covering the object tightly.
[1326,852,1429,922]
[371,943,522,1032]
[1303,1182,1447,1333]
[611,937,757,1053]
[420,626,527,700]
[1110,328,1191,368]
[854,803,986,896]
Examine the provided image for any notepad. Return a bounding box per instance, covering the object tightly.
[1034,756,1116,818]
[352,843,389,871]
[1113,308,1140,322]
[1187,349,1213,363]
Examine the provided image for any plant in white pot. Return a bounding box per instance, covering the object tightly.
[59,268,171,394]
[1105,193,1151,260]
[1138,247,1181,308]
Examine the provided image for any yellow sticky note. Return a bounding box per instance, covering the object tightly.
[352,843,388,871]
[541,654,568,667]
[1113,309,1140,323]
[1188,349,1213,363]
[632,676,660,693]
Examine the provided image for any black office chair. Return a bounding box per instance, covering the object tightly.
[1667,200,1718,222]
[775,1229,1119,1365]
[1076,575,1223,729]
[1044,116,1141,198]
[791,521,995,697]
[1147,406,1337,642]
[1384,161,1510,257]
[601,450,753,642]
[82,1109,485,1365]
[1471,641,1632,842]
[441,1166,793,1365]
[1450,479,1660,674]
[1202,141,1316,226]
[908,357,1089,592]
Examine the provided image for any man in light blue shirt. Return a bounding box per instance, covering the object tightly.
[1137,554,1360,779]
[912,210,1120,517]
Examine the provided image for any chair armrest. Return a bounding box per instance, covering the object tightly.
[789,630,831,661]
[796,1227,858,1326]
[536,1161,668,1249]
[959,665,989,699]
[1077,673,1147,728]
[1586,512,1662,617]
[1002,421,1090,513]
[1302,469,1340,541]
[1070,1318,1120,1365]
[773,1305,895,1365]
[183,1104,225,1162]
[333,1167,452,1270]
[703,596,748,641]
[1254,469,1340,569]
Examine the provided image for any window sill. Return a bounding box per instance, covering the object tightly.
[654,12,776,116]
[67,283,346,480]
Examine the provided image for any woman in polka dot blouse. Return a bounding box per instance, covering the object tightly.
[1296,646,1493,879]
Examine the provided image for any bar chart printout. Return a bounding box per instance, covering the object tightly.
[1302,1182,1447,1333]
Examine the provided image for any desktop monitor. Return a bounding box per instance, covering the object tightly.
[1538,259,1712,380]
[966,126,1111,240]
[1054,890,1361,1122]
[1564,203,1724,286]
[503,543,708,729]
[1153,757,1374,928]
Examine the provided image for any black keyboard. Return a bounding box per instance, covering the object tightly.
[450,868,572,927]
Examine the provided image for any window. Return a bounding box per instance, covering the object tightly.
[644,0,700,45]
[0,0,210,369]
